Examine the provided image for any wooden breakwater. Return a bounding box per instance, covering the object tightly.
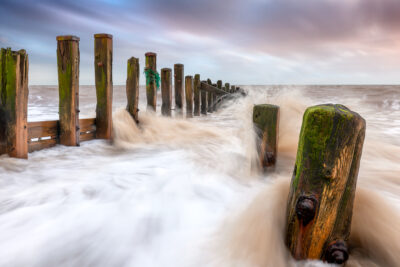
[0,32,366,266]
[0,33,244,159]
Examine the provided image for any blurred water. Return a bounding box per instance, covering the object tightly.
[0,85,399,267]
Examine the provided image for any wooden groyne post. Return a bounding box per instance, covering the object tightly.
[57,35,80,146]
[185,75,193,117]
[207,79,213,113]
[161,68,172,116]
[285,104,366,265]
[0,48,29,158]
[94,34,113,139]
[145,52,157,111]
[224,82,230,93]
[126,57,139,122]
[174,63,184,112]
[201,79,208,115]
[253,104,279,170]
[193,74,200,116]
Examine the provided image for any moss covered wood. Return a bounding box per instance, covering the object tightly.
[126,57,139,122]
[174,64,184,111]
[145,52,157,111]
[57,35,80,146]
[94,34,113,139]
[253,104,279,170]
[201,80,208,115]
[161,68,172,116]
[285,104,366,265]
[193,74,200,116]
[224,82,230,93]
[185,76,193,118]
[207,79,213,113]
[0,48,29,158]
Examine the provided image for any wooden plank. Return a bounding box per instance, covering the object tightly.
[174,64,184,110]
[28,138,57,153]
[80,131,96,142]
[79,118,96,133]
[28,120,58,139]
[185,75,193,117]
[200,81,227,95]
[193,74,201,116]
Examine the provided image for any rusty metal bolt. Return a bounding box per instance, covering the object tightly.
[325,241,349,264]
[296,195,317,225]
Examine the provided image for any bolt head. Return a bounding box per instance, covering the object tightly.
[295,195,317,225]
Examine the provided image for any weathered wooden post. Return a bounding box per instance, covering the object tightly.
[193,74,200,116]
[161,68,172,116]
[216,80,223,111]
[201,81,208,115]
[185,75,193,118]
[225,82,230,93]
[285,104,366,265]
[126,57,139,122]
[231,85,235,93]
[0,48,29,158]
[57,35,80,146]
[145,52,158,111]
[174,64,184,112]
[207,79,213,113]
[253,104,279,170]
[94,33,113,139]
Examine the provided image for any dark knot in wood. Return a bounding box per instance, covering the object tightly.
[325,241,349,264]
[296,195,317,225]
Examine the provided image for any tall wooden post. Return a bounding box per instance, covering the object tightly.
[253,104,279,170]
[57,35,80,146]
[0,48,29,158]
[161,68,172,116]
[201,80,208,115]
[94,33,113,139]
[126,57,139,122]
[193,74,200,116]
[207,79,213,113]
[174,64,184,112]
[231,85,235,93]
[145,52,157,111]
[285,104,366,265]
[185,75,193,118]
[217,80,223,89]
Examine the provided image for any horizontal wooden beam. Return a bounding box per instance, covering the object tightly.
[200,81,228,95]
[27,118,96,153]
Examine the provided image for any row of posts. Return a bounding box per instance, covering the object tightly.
[0,33,238,158]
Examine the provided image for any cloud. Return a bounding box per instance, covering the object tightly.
[0,0,399,84]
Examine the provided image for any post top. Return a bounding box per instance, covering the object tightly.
[56,35,80,41]
[161,68,172,71]
[145,52,157,57]
[94,33,113,39]
[185,75,193,78]
[174,63,184,67]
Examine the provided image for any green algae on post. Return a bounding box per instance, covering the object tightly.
[253,104,279,170]
[0,48,29,158]
[161,68,172,116]
[145,52,157,111]
[94,33,113,139]
[126,57,140,122]
[57,35,80,146]
[285,104,366,265]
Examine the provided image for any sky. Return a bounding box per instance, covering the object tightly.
[1,0,400,85]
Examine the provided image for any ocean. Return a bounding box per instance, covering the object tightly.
[0,85,399,267]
